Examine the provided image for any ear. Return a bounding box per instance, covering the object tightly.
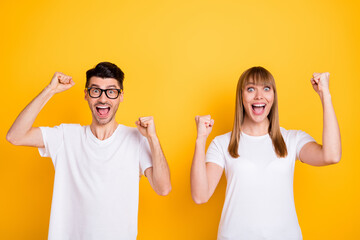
[119,92,124,102]
[84,88,88,101]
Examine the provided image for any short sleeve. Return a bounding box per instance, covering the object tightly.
[295,130,316,160]
[139,136,153,176]
[38,125,64,161]
[205,138,225,168]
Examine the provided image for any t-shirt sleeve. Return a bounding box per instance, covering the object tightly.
[139,136,153,176]
[38,125,64,162]
[205,138,225,168]
[295,130,316,160]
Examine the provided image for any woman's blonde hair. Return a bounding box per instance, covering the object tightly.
[228,66,287,158]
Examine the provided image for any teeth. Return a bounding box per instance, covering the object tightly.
[96,106,109,109]
[252,104,265,107]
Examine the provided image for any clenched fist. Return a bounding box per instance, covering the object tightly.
[135,116,157,138]
[311,72,330,97]
[48,72,75,94]
[195,115,214,139]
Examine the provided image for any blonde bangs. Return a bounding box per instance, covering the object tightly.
[241,67,275,91]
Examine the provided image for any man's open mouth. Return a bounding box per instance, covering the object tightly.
[96,106,110,116]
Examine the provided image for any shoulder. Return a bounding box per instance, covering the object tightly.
[280,127,314,143]
[280,127,291,135]
[59,123,83,130]
[212,132,232,148]
[60,124,85,135]
[280,126,301,138]
[117,124,139,135]
[214,131,231,141]
[116,124,143,141]
[40,123,83,134]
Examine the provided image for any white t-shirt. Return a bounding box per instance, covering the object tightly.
[206,127,315,240]
[38,124,153,240]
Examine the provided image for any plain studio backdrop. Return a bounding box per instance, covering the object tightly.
[1,0,359,239]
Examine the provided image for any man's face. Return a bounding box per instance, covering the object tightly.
[84,76,123,126]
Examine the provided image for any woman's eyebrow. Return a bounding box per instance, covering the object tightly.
[245,82,255,86]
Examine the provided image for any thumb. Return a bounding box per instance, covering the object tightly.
[195,115,200,122]
[135,121,143,131]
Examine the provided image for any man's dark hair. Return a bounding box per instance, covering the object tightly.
[86,62,124,89]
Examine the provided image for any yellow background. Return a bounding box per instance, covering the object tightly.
[1,0,359,239]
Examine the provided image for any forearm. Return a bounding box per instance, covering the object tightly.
[320,91,342,163]
[147,135,171,195]
[190,137,210,203]
[7,86,55,144]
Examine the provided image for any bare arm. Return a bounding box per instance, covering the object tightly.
[6,72,74,147]
[190,115,223,204]
[299,72,342,166]
[136,117,171,196]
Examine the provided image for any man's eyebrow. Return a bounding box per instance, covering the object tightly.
[89,84,119,88]
[106,85,118,88]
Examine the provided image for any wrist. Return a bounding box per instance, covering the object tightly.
[146,133,158,142]
[43,85,57,97]
[44,85,57,95]
[319,90,331,101]
[196,135,207,143]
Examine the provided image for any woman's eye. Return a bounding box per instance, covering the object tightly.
[247,87,254,92]
[264,86,271,91]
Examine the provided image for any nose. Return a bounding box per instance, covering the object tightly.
[254,89,263,100]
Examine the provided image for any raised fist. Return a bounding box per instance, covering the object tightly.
[48,72,75,93]
[135,116,157,138]
[311,72,330,96]
[195,115,214,139]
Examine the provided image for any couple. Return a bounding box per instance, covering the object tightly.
[7,62,341,240]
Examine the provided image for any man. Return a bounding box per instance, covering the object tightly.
[7,62,171,239]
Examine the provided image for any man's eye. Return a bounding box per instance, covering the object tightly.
[108,90,115,94]
[93,89,100,93]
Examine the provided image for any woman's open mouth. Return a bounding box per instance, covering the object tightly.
[251,103,266,115]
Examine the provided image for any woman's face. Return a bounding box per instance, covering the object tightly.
[242,83,274,125]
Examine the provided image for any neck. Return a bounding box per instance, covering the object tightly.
[241,116,269,136]
[90,120,118,140]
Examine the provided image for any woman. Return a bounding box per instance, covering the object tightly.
[190,67,341,240]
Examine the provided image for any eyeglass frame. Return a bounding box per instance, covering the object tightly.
[86,87,123,99]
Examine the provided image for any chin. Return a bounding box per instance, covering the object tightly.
[96,119,111,125]
[92,113,115,126]
[251,117,268,124]
[247,112,270,124]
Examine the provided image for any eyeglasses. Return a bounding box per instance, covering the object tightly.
[87,87,122,99]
